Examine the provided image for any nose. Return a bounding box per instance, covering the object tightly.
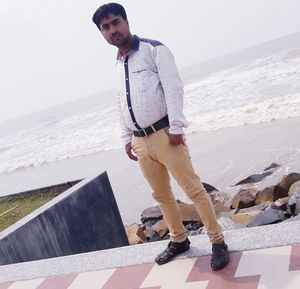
[109,24,117,35]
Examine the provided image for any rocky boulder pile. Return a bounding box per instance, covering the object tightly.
[125,165,300,245]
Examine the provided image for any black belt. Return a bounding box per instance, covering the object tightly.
[133,115,169,137]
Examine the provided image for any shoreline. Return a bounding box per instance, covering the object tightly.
[0,116,299,225]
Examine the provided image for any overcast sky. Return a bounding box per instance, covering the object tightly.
[0,0,300,122]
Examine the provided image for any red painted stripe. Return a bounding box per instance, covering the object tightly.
[0,282,13,289]
[101,263,155,289]
[36,273,78,289]
[186,252,260,289]
[187,252,243,281]
[289,244,300,271]
[140,287,160,289]
[205,275,260,289]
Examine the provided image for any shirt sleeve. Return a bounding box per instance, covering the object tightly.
[116,93,133,145]
[154,45,189,134]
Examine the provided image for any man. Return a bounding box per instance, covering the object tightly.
[92,3,229,270]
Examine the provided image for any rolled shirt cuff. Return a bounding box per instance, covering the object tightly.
[168,125,184,135]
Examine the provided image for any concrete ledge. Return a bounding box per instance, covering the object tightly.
[1,219,299,282]
[0,171,129,265]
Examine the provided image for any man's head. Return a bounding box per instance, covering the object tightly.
[92,3,131,48]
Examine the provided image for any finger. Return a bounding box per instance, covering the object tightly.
[169,140,176,146]
[127,151,138,161]
[131,154,138,161]
[130,152,138,161]
[169,137,177,146]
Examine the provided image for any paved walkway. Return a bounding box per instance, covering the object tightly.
[1,244,299,289]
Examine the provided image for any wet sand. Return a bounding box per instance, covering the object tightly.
[0,117,299,224]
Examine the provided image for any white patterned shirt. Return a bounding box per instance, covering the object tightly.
[116,35,189,144]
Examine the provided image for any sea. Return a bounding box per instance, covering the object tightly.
[1,32,300,176]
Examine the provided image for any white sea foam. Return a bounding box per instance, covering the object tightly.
[0,46,300,174]
[187,94,300,133]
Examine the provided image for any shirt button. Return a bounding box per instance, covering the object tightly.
[126,92,128,95]
[129,107,132,110]
[133,122,136,125]
[126,78,128,80]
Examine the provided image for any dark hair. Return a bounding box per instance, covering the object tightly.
[92,3,127,30]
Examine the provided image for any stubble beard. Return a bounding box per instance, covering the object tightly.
[113,33,131,50]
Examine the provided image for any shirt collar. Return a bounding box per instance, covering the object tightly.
[117,35,140,60]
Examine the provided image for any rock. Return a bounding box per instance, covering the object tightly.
[149,231,162,242]
[233,171,273,186]
[237,204,268,214]
[255,173,300,205]
[142,219,159,228]
[187,228,203,236]
[287,188,300,216]
[264,163,281,171]
[255,185,288,204]
[232,210,262,226]
[178,202,201,223]
[150,219,169,238]
[209,190,230,205]
[231,188,258,209]
[141,199,203,224]
[125,224,148,245]
[217,216,244,231]
[185,222,202,231]
[163,234,170,240]
[143,227,152,238]
[278,173,300,191]
[288,180,300,196]
[282,214,300,223]
[248,207,286,227]
[209,191,231,215]
[141,205,162,223]
[216,209,235,218]
[203,182,218,192]
[143,219,168,238]
[271,197,290,211]
[214,203,231,216]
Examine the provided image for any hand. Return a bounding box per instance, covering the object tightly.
[168,134,185,146]
[125,142,138,161]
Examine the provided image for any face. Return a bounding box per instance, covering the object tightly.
[99,13,130,48]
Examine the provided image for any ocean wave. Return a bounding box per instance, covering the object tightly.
[186,93,300,133]
[0,48,300,174]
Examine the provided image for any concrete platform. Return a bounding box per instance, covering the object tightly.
[0,219,300,288]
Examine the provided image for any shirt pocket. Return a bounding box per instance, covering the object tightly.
[131,68,158,93]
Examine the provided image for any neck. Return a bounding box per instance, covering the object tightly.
[119,33,133,57]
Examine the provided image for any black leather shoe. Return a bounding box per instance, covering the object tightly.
[155,238,190,265]
[211,242,229,271]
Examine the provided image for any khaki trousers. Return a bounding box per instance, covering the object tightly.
[131,128,224,244]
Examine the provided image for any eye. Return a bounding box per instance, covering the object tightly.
[112,19,120,26]
[101,24,109,31]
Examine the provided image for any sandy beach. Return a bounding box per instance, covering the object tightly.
[1,116,299,225]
